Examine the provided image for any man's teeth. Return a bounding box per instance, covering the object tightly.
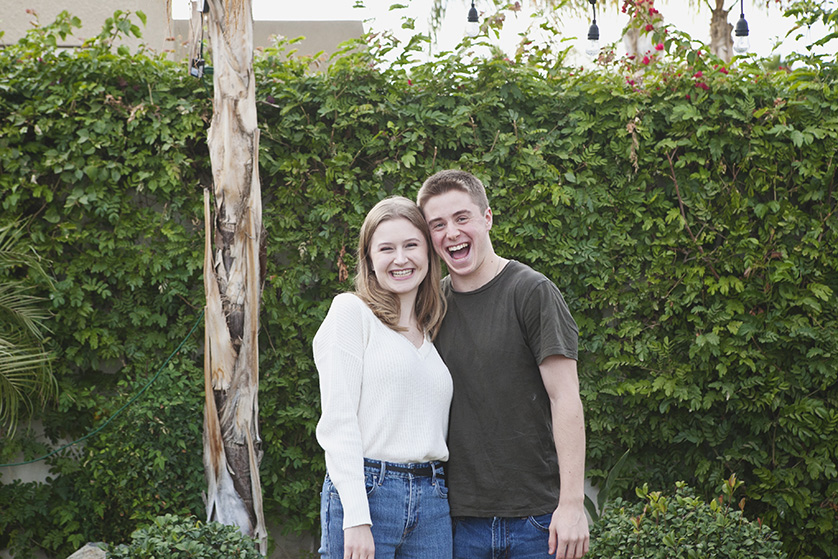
[448,243,468,252]
[391,270,412,277]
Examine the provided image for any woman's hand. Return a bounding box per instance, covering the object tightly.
[343,524,375,559]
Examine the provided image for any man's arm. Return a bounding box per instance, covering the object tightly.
[539,354,589,559]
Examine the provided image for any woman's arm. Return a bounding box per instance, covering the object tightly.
[314,294,372,529]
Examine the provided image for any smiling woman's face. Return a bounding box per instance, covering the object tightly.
[368,217,429,299]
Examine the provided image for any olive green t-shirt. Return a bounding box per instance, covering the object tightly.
[436,260,579,517]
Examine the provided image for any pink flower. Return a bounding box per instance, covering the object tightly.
[645,24,654,32]
[655,43,664,51]
[642,55,651,65]
[408,79,413,86]
[686,94,691,99]
[693,71,703,78]
[695,82,710,91]
[719,67,729,74]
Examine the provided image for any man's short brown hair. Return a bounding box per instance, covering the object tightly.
[417,170,490,213]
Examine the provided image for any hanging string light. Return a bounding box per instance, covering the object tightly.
[733,0,750,54]
[466,1,480,38]
[585,0,600,57]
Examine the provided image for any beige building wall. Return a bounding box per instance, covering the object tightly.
[0,1,363,61]
[0,0,174,53]
[172,19,364,62]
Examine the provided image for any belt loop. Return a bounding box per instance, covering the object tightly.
[431,461,440,483]
[378,459,386,481]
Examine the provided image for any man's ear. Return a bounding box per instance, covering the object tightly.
[484,207,493,230]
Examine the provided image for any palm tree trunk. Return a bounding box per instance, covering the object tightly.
[709,0,734,62]
[199,0,266,553]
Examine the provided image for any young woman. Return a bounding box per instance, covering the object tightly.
[314,196,452,559]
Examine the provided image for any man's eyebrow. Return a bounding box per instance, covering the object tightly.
[428,208,471,223]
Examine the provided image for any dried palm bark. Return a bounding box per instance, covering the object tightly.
[198,0,266,553]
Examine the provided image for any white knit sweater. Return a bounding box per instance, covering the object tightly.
[314,293,452,529]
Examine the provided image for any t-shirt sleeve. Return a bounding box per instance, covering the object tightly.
[521,279,579,363]
[313,293,372,529]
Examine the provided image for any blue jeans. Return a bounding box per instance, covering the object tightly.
[452,514,554,559]
[319,459,452,559]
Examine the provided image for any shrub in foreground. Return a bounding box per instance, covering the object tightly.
[589,479,786,559]
[105,515,261,559]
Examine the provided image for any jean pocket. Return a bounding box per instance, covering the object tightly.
[324,474,339,497]
[365,472,380,496]
[527,512,553,533]
[433,478,449,499]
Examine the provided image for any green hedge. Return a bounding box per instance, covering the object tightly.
[106,514,261,559]
[589,478,786,559]
[1,11,836,559]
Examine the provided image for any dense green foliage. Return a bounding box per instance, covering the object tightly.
[106,514,261,559]
[1,9,836,559]
[0,361,205,556]
[0,220,56,435]
[589,478,786,558]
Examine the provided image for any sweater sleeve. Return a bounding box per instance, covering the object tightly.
[313,293,371,529]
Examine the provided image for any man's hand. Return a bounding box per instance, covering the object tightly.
[548,502,589,559]
[343,524,375,559]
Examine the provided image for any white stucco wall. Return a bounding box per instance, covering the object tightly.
[1,2,363,61]
[0,0,174,53]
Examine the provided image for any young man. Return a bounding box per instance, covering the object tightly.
[418,170,589,559]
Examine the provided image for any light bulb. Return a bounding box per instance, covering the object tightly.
[585,22,600,57]
[733,34,750,54]
[466,2,479,38]
[733,10,749,55]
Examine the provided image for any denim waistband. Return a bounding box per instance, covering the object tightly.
[364,458,445,480]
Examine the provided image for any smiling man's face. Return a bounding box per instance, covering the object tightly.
[421,189,495,290]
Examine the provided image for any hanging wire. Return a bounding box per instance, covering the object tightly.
[0,309,205,468]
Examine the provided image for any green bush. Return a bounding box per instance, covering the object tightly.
[590,480,786,559]
[0,358,205,557]
[106,514,261,559]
